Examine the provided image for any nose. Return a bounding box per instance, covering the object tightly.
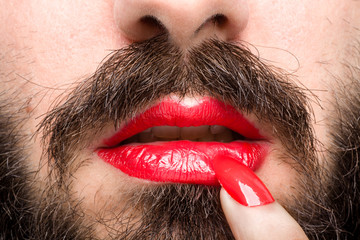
[114,0,249,47]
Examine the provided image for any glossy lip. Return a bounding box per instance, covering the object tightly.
[97,97,269,185]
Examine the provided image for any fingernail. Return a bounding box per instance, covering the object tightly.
[213,155,274,207]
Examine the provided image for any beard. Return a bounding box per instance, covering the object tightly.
[0,34,359,239]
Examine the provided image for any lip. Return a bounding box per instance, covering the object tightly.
[97,97,269,185]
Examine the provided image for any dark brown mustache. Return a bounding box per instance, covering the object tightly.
[39,34,315,175]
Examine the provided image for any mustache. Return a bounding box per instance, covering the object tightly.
[39,34,315,173]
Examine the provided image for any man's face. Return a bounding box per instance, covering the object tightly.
[0,1,359,239]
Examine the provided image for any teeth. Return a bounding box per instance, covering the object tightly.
[197,133,215,142]
[156,137,177,141]
[180,126,209,140]
[210,125,227,135]
[141,128,152,133]
[152,126,180,139]
[138,131,156,142]
[121,134,139,145]
[123,125,239,144]
[214,128,234,143]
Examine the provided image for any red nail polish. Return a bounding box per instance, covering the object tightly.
[213,155,274,207]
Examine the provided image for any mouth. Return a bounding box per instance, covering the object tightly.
[97,96,269,185]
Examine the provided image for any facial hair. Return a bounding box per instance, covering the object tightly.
[0,34,359,239]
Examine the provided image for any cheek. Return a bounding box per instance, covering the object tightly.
[13,1,125,88]
[243,0,353,85]
[0,0,130,111]
[241,0,355,158]
[0,1,131,174]
[70,152,149,215]
[255,145,303,203]
[68,158,129,234]
[69,154,160,237]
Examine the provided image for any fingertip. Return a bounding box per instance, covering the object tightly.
[213,155,274,207]
[220,189,308,240]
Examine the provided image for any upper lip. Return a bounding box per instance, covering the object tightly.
[102,96,265,147]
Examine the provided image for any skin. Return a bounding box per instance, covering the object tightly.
[0,0,359,238]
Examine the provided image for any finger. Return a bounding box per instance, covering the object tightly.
[213,155,308,240]
[220,189,308,240]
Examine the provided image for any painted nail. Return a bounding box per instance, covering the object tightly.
[213,155,274,207]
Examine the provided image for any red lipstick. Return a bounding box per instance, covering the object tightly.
[97,97,269,185]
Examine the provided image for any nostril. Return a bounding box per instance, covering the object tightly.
[139,15,167,38]
[211,14,228,27]
[195,13,228,35]
[140,15,164,29]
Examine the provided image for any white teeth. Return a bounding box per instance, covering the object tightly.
[210,125,227,135]
[152,126,180,139]
[180,126,209,140]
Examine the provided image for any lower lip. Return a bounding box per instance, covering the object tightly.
[97,140,268,185]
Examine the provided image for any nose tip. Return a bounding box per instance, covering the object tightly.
[114,0,249,47]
